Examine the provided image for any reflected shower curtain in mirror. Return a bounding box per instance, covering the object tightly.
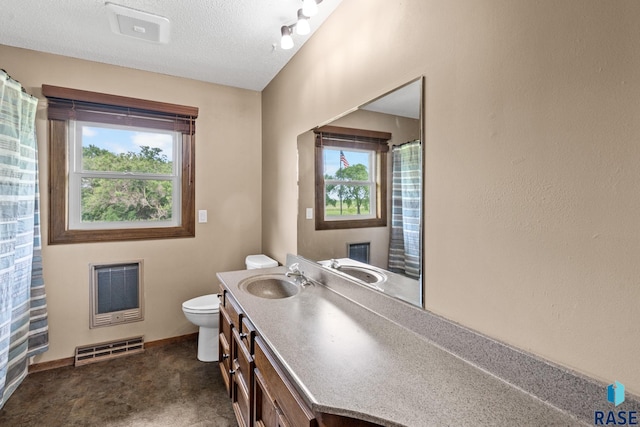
[0,70,49,409]
[388,140,422,279]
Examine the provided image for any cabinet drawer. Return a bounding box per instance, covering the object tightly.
[223,290,242,328]
[219,305,232,350]
[241,316,256,353]
[254,337,316,427]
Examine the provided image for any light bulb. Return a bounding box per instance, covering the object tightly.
[281,34,294,49]
[296,9,310,35]
[280,26,294,50]
[302,0,318,17]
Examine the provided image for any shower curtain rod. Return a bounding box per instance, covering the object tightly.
[393,139,421,148]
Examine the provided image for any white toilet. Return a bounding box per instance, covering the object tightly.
[182,255,277,362]
[182,294,220,362]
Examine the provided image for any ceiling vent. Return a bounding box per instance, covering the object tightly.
[106,2,170,44]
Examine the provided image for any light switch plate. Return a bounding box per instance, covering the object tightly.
[306,208,313,220]
[198,210,207,223]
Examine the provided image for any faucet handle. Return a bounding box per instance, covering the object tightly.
[288,263,301,273]
[330,259,340,269]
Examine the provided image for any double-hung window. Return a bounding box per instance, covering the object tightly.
[43,85,198,244]
[314,126,390,230]
[322,147,377,218]
[68,121,182,230]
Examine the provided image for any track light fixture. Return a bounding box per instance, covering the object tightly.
[278,0,323,50]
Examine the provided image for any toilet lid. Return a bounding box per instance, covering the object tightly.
[182,294,220,311]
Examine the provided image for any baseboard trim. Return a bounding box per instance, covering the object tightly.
[144,332,198,349]
[28,332,198,373]
[29,357,75,373]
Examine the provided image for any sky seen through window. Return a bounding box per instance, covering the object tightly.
[82,125,175,161]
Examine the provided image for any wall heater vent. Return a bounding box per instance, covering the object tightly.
[90,261,144,329]
[75,336,144,366]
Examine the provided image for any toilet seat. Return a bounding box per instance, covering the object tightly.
[182,294,220,314]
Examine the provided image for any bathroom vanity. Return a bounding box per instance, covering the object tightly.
[218,281,318,426]
[216,256,628,426]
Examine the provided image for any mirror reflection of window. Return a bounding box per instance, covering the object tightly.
[323,147,376,219]
[314,126,390,230]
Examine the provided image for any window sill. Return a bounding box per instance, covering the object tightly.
[315,217,386,231]
[48,225,195,245]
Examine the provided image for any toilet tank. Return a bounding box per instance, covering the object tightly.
[245,254,278,269]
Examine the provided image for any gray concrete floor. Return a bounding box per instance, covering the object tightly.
[0,339,237,427]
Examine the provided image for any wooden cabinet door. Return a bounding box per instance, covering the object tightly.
[221,289,257,427]
[255,367,292,427]
[218,304,233,396]
[232,326,254,427]
[275,408,292,427]
[253,337,316,427]
[254,368,277,427]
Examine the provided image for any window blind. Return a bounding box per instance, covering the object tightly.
[42,84,198,134]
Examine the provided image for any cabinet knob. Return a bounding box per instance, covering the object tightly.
[239,332,248,339]
[229,369,235,375]
[222,353,229,360]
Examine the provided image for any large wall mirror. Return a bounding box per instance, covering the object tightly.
[297,77,424,308]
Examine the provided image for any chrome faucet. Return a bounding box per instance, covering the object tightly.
[329,259,340,269]
[285,263,311,285]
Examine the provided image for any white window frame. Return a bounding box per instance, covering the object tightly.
[322,146,377,221]
[67,120,182,230]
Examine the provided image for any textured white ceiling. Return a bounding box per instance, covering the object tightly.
[0,0,342,91]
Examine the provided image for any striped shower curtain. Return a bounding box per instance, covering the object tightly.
[0,70,49,409]
[388,140,422,279]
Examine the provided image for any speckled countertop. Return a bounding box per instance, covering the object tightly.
[217,264,591,426]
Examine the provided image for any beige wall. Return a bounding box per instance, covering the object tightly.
[263,0,640,394]
[297,109,420,268]
[1,44,262,363]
